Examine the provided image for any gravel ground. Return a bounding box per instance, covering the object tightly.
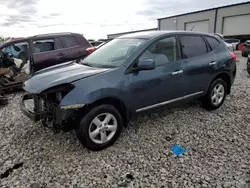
[0,54,250,188]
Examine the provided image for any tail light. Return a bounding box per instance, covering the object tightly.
[87,47,95,54]
[229,52,236,62]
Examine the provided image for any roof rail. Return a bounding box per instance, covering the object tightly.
[34,32,72,37]
[214,33,224,39]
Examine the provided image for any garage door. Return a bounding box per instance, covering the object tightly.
[185,20,209,32]
[223,14,250,36]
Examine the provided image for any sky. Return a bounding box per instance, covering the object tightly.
[0,0,248,39]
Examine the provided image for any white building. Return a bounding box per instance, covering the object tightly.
[107,2,250,41]
[158,1,250,40]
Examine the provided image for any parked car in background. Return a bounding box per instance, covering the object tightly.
[96,42,106,48]
[224,42,234,52]
[247,54,250,75]
[0,32,92,74]
[21,31,236,151]
[223,38,240,51]
[90,41,105,47]
[214,33,234,52]
[242,40,250,57]
[84,42,107,54]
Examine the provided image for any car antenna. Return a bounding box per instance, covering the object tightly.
[190,25,195,31]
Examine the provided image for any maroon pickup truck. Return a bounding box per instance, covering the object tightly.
[0,32,93,73]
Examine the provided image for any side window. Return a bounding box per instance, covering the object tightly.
[55,38,63,49]
[139,36,178,67]
[3,42,29,62]
[205,36,220,51]
[179,35,207,59]
[33,39,55,53]
[60,36,79,48]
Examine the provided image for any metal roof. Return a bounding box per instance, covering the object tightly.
[157,1,250,20]
[0,32,78,48]
[33,32,72,37]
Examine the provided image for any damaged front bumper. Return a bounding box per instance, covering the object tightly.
[20,93,80,131]
[20,93,46,121]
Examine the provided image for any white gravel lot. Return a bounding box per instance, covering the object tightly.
[0,54,250,188]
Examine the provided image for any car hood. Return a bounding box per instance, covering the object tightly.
[23,61,110,93]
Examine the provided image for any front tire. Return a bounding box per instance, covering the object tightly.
[76,104,123,151]
[202,78,227,110]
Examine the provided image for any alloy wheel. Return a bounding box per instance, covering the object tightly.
[211,83,225,106]
[88,113,117,144]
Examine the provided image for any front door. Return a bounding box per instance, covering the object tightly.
[31,37,65,72]
[127,36,186,112]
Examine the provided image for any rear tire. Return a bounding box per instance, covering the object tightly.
[202,78,227,111]
[76,104,123,151]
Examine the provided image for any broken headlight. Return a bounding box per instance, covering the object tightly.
[42,83,75,103]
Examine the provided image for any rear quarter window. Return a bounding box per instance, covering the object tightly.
[60,36,79,48]
[205,36,220,51]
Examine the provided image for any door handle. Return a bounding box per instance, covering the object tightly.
[171,70,183,76]
[58,53,65,56]
[209,61,217,66]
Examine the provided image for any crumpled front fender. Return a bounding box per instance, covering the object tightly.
[59,66,128,110]
[59,87,126,109]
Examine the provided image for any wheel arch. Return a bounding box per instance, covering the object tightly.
[78,97,130,127]
[212,73,231,94]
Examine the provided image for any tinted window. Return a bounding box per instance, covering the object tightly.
[55,38,63,49]
[60,36,79,48]
[205,36,220,50]
[180,35,207,58]
[33,39,55,53]
[139,37,178,67]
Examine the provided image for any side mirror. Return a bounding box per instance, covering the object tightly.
[136,59,155,71]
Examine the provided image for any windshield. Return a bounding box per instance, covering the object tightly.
[80,38,146,68]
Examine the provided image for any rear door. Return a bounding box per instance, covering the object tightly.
[31,37,65,72]
[178,34,218,95]
[58,35,87,62]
